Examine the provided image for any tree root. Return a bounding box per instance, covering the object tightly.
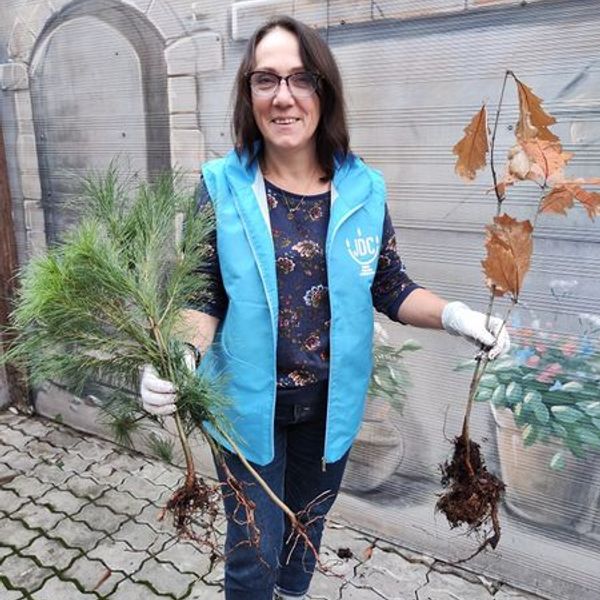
[159,444,332,576]
[159,472,222,553]
[437,434,505,561]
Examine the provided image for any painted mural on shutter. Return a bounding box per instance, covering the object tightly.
[0,1,598,599]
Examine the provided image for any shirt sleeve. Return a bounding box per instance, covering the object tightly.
[186,176,228,320]
[371,205,422,322]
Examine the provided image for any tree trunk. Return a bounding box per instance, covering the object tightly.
[0,122,28,408]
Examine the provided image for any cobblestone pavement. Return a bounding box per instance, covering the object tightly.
[0,409,548,600]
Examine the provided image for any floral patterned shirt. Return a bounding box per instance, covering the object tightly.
[192,177,420,388]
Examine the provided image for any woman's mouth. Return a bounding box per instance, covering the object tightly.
[271,117,300,125]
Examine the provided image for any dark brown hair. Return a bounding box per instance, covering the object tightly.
[232,16,349,180]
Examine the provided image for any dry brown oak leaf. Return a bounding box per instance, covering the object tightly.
[515,79,558,142]
[541,184,600,220]
[453,105,489,181]
[519,139,572,183]
[482,214,533,299]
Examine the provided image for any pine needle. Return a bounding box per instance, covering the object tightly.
[2,164,230,440]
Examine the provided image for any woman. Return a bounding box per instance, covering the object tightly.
[140,16,509,600]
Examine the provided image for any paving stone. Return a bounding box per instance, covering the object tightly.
[20,535,80,570]
[153,486,173,507]
[106,452,152,474]
[154,467,184,489]
[111,578,173,599]
[88,538,148,574]
[23,440,63,461]
[86,462,128,486]
[11,502,64,530]
[353,546,432,599]
[132,556,197,596]
[72,503,129,534]
[0,554,52,593]
[187,579,224,599]
[0,428,32,448]
[212,515,227,536]
[315,544,358,579]
[320,523,373,568]
[117,475,165,502]
[52,453,93,474]
[307,563,351,599]
[95,488,149,517]
[335,582,383,599]
[71,439,114,461]
[30,577,97,599]
[0,488,29,513]
[0,579,23,600]
[43,428,84,450]
[60,475,109,501]
[38,488,89,515]
[155,539,213,576]
[111,519,169,553]
[0,517,40,549]
[0,544,14,560]
[0,450,40,473]
[13,419,53,438]
[134,461,170,484]
[0,443,16,457]
[419,570,495,600]
[202,559,224,586]
[48,517,106,552]
[0,412,26,425]
[29,463,73,486]
[0,416,554,600]
[63,556,126,596]
[136,503,176,534]
[3,474,52,499]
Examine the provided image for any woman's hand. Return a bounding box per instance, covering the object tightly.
[441,301,510,359]
[139,350,196,416]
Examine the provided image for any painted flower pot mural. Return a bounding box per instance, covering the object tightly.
[344,324,421,493]
[462,289,600,530]
[443,70,600,557]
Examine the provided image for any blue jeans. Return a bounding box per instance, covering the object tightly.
[213,381,349,600]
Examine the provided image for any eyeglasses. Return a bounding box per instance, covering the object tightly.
[247,71,320,98]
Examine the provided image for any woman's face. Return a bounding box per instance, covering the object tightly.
[251,27,321,158]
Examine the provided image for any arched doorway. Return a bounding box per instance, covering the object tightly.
[29,0,169,242]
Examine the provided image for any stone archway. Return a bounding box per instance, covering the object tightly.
[0,0,223,436]
[1,0,222,256]
[29,0,169,242]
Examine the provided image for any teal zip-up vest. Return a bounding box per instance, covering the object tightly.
[200,149,386,466]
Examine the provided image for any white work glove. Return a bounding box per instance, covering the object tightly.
[441,301,510,360]
[139,349,196,416]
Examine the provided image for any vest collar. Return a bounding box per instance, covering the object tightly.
[224,148,372,215]
[223,150,278,331]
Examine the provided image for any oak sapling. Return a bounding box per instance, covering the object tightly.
[439,71,600,561]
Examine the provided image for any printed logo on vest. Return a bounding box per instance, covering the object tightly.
[345,228,380,277]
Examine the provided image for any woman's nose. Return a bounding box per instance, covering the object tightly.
[273,79,295,104]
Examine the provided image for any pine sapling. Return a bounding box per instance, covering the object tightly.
[1,165,327,563]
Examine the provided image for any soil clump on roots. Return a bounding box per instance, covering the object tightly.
[160,474,221,548]
[437,434,505,561]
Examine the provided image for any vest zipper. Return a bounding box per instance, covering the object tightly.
[322,201,367,470]
[234,190,278,462]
